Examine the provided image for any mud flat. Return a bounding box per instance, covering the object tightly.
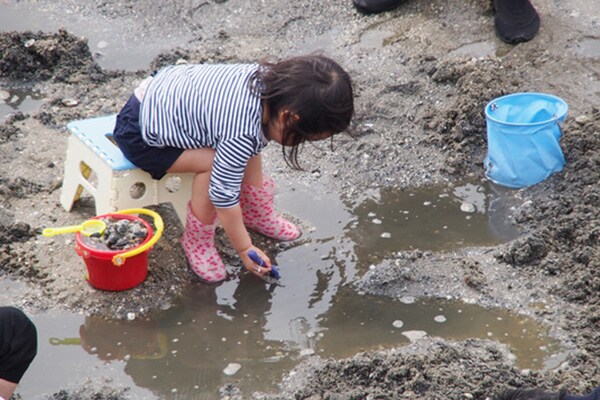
[1,0,599,398]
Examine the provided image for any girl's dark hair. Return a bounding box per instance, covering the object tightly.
[494,388,567,400]
[251,54,354,169]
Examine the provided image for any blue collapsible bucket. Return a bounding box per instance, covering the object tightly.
[484,92,568,188]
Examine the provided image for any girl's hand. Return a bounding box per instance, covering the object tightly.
[240,246,271,278]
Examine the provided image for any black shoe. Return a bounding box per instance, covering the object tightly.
[353,0,406,14]
[494,0,540,44]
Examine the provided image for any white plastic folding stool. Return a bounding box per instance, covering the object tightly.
[59,114,193,225]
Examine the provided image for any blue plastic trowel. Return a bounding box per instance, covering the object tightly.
[248,250,281,280]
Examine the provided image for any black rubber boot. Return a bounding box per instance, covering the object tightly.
[352,0,406,14]
[494,0,540,44]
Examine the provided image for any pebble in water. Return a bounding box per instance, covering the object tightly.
[380,232,391,238]
[460,202,476,213]
[223,363,241,376]
[434,315,447,323]
[402,330,427,342]
[392,320,404,329]
[299,349,316,357]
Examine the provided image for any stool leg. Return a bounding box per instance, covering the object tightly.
[93,166,116,216]
[60,138,86,212]
[74,163,92,202]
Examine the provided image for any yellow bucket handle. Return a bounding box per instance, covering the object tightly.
[111,208,164,266]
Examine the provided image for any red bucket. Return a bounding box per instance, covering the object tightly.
[75,213,153,291]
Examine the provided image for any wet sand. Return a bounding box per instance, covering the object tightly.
[1,0,599,398]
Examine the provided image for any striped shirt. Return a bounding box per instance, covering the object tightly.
[139,64,268,208]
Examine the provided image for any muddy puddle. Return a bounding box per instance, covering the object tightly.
[17,181,565,399]
[356,29,515,59]
[22,284,565,399]
[357,29,396,49]
[0,87,44,120]
[448,41,515,59]
[2,0,600,397]
[575,38,600,58]
[344,181,521,269]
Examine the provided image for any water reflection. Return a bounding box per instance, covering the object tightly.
[74,283,563,399]
[344,181,521,269]
[22,183,548,400]
[0,87,44,119]
[78,276,298,398]
[317,287,563,368]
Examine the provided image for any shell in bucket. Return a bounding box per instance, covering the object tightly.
[75,209,163,291]
[484,92,568,188]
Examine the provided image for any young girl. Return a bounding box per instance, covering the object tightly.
[113,55,354,283]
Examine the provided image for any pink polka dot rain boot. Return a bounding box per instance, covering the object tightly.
[181,202,227,283]
[240,176,301,241]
